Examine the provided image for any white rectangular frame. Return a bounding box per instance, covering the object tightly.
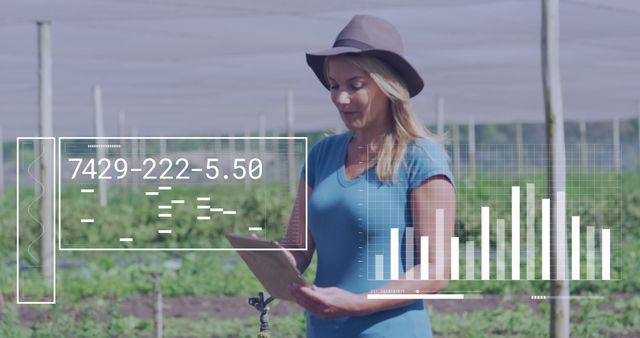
[58,136,308,252]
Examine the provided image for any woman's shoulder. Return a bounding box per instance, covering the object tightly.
[406,137,449,163]
[310,132,350,155]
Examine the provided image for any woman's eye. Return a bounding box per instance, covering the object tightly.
[329,84,339,90]
[350,82,363,89]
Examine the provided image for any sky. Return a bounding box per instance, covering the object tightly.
[1,0,639,139]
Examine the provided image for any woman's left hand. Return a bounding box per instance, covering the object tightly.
[289,284,367,320]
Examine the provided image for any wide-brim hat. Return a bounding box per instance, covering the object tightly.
[306,14,424,98]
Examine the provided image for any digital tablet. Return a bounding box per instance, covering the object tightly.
[225,233,306,302]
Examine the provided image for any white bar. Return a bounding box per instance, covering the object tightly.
[197,216,211,220]
[405,227,414,280]
[512,186,520,280]
[542,199,550,280]
[248,227,263,231]
[197,197,210,201]
[158,230,172,234]
[171,199,185,204]
[80,189,94,193]
[572,216,580,280]
[210,208,223,212]
[223,211,237,215]
[130,168,142,172]
[145,191,159,196]
[466,241,475,280]
[556,191,567,280]
[367,294,464,300]
[390,228,399,280]
[158,205,172,209]
[420,236,429,280]
[602,229,610,280]
[586,226,595,279]
[158,186,172,190]
[80,219,94,223]
[191,168,203,172]
[158,213,172,218]
[526,183,536,280]
[375,255,384,280]
[436,209,445,280]
[497,219,505,280]
[481,207,490,280]
[197,205,211,209]
[451,237,459,280]
[119,238,133,242]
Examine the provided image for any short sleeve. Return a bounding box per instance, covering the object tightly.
[300,142,319,189]
[406,139,456,192]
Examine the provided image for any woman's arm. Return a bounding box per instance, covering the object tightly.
[280,178,315,274]
[357,175,456,315]
[290,176,455,319]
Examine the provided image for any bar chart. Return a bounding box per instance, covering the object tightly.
[366,144,619,282]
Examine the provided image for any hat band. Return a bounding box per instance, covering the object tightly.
[332,38,374,51]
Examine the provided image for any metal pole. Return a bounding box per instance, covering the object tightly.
[286,90,296,197]
[516,123,524,177]
[244,129,250,192]
[467,119,476,188]
[452,124,460,180]
[579,120,588,173]
[259,113,266,162]
[159,139,167,159]
[613,118,620,172]
[131,128,139,192]
[542,1,570,336]
[118,111,126,158]
[93,85,108,207]
[436,95,445,136]
[37,21,54,281]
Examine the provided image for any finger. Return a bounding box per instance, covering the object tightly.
[291,285,326,314]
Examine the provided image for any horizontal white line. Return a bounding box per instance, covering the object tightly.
[130,168,142,172]
[197,197,210,201]
[248,227,263,231]
[80,219,94,223]
[119,238,133,242]
[80,189,94,193]
[171,200,185,204]
[158,205,172,209]
[197,205,210,209]
[88,144,120,148]
[191,168,203,172]
[222,211,237,215]
[158,230,172,234]
[197,216,211,220]
[145,192,159,196]
[158,186,172,190]
[158,213,172,218]
[210,208,223,212]
[367,294,464,300]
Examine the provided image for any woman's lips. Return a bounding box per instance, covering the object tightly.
[343,111,359,116]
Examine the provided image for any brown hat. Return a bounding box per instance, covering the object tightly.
[306,14,424,97]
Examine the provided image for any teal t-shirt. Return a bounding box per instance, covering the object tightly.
[302,132,454,338]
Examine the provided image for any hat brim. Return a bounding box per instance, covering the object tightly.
[306,47,424,97]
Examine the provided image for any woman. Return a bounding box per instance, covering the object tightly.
[281,15,456,337]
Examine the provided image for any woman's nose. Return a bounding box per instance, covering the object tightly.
[337,91,351,105]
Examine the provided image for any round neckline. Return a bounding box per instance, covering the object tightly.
[338,132,370,187]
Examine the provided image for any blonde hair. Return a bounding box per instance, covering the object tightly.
[325,54,445,183]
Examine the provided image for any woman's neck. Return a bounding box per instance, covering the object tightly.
[350,128,389,149]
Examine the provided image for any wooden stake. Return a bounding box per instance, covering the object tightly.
[37,21,54,282]
[542,1,570,336]
[286,90,296,197]
[93,85,108,207]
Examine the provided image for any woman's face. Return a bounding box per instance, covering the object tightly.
[327,56,390,133]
